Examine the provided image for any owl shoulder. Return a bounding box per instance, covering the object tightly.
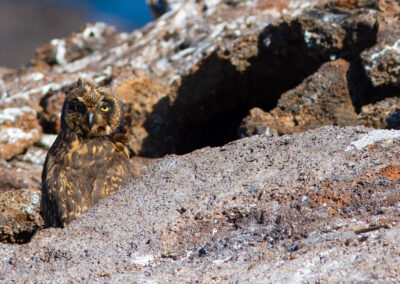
[110,133,131,158]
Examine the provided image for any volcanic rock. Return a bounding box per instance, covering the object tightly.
[239,59,358,136]
[0,0,399,260]
[0,106,42,160]
[359,96,400,129]
[360,1,400,88]
[0,188,42,244]
[1,126,400,282]
[0,160,42,193]
[115,78,171,157]
[147,0,186,18]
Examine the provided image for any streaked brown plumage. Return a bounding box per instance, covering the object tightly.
[41,79,131,228]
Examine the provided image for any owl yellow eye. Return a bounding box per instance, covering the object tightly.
[101,105,110,112]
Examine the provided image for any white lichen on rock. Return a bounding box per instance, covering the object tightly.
[345,129,400,151]
[0,107,36,123]
[21,147,47,165]
[0,128,39,144]
[130,254,154,266]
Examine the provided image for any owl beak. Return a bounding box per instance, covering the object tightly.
[87,111,94,128]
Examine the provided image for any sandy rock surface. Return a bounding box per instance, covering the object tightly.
[1,126,400,282]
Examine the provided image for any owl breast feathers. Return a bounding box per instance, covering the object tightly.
[41,79,131,228]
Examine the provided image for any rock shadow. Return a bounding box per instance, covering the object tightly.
[141,16,379,157]
[347,58,400,113]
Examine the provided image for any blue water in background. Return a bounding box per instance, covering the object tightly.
[57,0,153,31]
[0,0,153,68]
[0,0,154,67]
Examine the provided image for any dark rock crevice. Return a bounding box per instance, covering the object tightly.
[141,7,379,156]
[347,59,400,113]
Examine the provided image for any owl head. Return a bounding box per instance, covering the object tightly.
[61,79,124,138]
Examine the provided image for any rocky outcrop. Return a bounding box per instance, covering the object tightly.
[147,0,186,18]
[1,126,400,282]
[0,106,42,160]
[0,188,42,244]
[239,59,358,136]
[0,0,399,251]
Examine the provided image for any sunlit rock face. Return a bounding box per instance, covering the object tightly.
[2,126,400,282]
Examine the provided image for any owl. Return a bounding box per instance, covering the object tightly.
[41,79,131,228]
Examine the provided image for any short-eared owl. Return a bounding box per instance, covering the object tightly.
[41,79,131,227]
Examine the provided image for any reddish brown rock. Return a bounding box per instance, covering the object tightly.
[2,0,382,158]
[115,78,171,156]
[333,0,375,9]
[359,97,400,129]
[31,23,120,69]
[240,59,358,135]
[0,160,42,194]
[38,88,67,134]
[1,126,400,281]
[361,19,400,88]
[238,107,279,137]
[0,188,43,244]
[0,107,42,160]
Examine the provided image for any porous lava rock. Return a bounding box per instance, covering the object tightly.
[0,0,399,249]
[0,188,42,244]
[115,78,172,157]
[0,107,42,160]
[1,126,400,282]
[239,59,358,136]
[0,160,42,194]
[359,96,400,129]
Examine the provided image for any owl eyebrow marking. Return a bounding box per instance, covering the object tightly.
[100,98,112,104]
[98,87,110,95]
[76,97,84,102]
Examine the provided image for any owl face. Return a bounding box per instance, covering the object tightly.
[62,79,123,137]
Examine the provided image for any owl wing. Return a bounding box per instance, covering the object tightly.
[91,148,131,203]
[41,152,67,228]
[42,140,131,228]
[42,153,92,227]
